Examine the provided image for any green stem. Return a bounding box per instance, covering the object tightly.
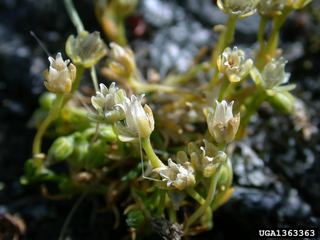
[241,90,267,129]
[90,66,99,92]
[258,9,290,68]
[184,166,222,233]
[71,65,84,93]
[209,15,237,88]
[211,15,238,67]
[141,138,165,168]
[218,77,229,101]
[116,17,128,46]
[257,16,268,53]
[156,190,166,217]
[163,63,208,86]
[64,0,85,33]
[186,188,205,205]
[32,94,65,155]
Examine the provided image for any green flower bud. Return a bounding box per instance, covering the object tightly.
[43,53,76,93]
[66,31,107,68]
[109,0,138,18]
[286,0,312,9]
[71,137,89,167]
[206,100,240,144]
[267,91,295,113]
[217,47,253,82]
[39,92,56,110]
[48,136,74,162]
[126,209,145,229]
[217,0,260,18]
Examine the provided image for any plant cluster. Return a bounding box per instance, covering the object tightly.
[23,0,313,238]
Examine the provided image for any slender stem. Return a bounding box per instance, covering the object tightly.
[64,0,85,33]
[257,9,291,69]
[156,190,166,217]
[184,166,222,233]
[218,77,229,101]
[211,15,238,67]
[257,16,268,53]
[32,94,65,155]
[141,138,165,168]
[168,203,177,223]
[58,192,87,240]
[209,15,237,88]
[71,65,84,92]
[240,90,267,130]
[163,63,208,86]
[90,66,99,92]
[186,188,205,205]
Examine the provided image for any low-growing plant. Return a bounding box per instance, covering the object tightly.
[23,0,314,239]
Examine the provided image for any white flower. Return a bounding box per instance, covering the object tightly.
[114,95,154,142]
[217,0,260,18]
[217,47,253,82]
[258,0,287,16]
[66,31,107,68]
[206,100,240,143]
[89,83,127,123]
[261,57,291,90]
[44,52,76,94]
[156,159,196,190]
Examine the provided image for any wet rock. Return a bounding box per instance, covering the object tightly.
[141,1,213,75]
[233,142,276,187]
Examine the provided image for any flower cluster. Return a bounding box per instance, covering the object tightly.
[155,159,196,191]
[89,83,127,123]
[188,140,227,178]
[90,83,154,142]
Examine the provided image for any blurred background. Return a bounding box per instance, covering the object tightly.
[0,0,319,239]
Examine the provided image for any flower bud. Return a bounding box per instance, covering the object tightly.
[206,100,240,144]
[43,53,76,93]
[267,91,295,113]
[66,31,107,68]
[217,47,253,82]
[114,95,154,142]
[109,0,138,18]
[286,0,312,9]
[261,57,290,90]
[102,42,136,80]
[258,0,287,17]
[217,0,260,18]
[48,136,74,161]
[155,159,196,191]
[39,92,56,110]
